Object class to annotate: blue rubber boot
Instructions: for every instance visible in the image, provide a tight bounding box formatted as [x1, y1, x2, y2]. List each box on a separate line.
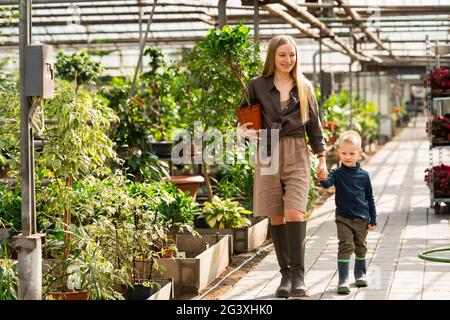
[354, 257, 368, 287]
[337, 260, 350, 294]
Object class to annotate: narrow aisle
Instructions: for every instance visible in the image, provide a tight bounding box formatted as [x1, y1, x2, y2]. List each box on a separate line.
[222, 116, 450, 300]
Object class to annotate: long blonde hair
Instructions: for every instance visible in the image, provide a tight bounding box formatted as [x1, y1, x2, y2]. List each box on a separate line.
[262, 35, 316, 124]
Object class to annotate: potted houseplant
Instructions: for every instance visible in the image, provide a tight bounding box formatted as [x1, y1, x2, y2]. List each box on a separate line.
[173, 25, 262, 201]
[197, 196, 252, 229]
[36, 81, 119, 299]
[198, 23, 263, 130]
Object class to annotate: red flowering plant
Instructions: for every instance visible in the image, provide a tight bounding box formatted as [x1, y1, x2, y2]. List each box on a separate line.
[429, 67, 450, 92]
[424, 164, 450, 196]
[425, 115, 450, 145]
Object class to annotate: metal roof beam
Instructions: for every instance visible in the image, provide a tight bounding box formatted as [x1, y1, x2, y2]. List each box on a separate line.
[335, 0, 394, 57]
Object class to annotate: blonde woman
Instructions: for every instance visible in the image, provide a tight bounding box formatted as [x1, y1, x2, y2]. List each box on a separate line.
[238, 35, 327, 297]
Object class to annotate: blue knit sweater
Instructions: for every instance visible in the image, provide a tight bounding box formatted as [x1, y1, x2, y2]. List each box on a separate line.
[320, 162, 377, 225]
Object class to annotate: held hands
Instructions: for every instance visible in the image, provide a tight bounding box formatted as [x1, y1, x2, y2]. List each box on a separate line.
[236, 122, 261, 142]
[316, 161, 328, 181]
[367, 224, 376, 232]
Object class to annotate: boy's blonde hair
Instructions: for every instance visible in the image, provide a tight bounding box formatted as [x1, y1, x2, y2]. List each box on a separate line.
[338, 130, 362, 149]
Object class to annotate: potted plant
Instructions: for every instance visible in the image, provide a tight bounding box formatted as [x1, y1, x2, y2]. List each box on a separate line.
[429, 67, 450, 94]
[425, 164, 450, 197]
[198, 23, 262, 130]
[36, 81, 119, 299]
[172, 26, 261, 201]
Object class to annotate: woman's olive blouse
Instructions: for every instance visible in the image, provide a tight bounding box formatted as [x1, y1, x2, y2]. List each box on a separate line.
[240, 75, 326, 154]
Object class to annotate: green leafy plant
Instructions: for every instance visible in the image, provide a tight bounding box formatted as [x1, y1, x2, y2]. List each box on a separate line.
[140, 47, 180, 142]
[55, 50, 104, 93]
[148, 181, 200, 235]
[198, 195, 252, 229]
[100, 77, 169, 181]
[174, 24, 262, 200]
[0, 242, 18, 300]
[0, 184, 21, 233]
[36, 81, 119, 297]
[214, 144, 255, 211]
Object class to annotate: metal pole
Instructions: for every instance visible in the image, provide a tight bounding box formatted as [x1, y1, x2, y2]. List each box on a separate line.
[253, 0, 259, 43]
[348, 27, 353, 129]
[218, 0, 227, 29]
[138, 0, 144, 95]
[128, 0, 158, 100]
[13, 0, 43, 300]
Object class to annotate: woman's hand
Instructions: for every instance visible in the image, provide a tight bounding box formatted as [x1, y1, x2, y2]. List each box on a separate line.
[236, 122, 261, 141]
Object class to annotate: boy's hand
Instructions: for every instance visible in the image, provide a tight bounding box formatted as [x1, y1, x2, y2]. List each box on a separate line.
[317, 169, 328, 181]
[367, 224, 376, 232]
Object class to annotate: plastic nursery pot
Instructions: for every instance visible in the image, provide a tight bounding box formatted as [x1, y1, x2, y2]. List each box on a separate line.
[48, 291, 90, 300]
[236, 104, 263, 130]
[125, 284, 156, 300]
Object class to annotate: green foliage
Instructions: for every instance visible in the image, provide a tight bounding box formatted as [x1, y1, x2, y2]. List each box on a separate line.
[176, 24, 262, 135]
[198, 195, 252, 229]
[321, 91, 379, 148]
[37, 81, 117, 191]
[0, 184, 21, 233]
[352, 98, 380, 145]
[0, 83, 20, 175]
[55, 50, 104, 91]
[0, 243, 18, 300]
[100, 77, 170, 181]
[0, 57, 16, 92]
[214, 144, 255, 211]
[146, 181, 200, 235]
[198, 23, 259, 107]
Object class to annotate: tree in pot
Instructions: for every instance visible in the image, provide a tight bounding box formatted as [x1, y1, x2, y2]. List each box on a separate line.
[36, 81, 119, 299]
[174, 24, 262, 200]
[198, 23, 263, 130]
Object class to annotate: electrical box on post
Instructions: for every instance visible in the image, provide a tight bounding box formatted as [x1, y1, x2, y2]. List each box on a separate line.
[25, 44, 54, 98]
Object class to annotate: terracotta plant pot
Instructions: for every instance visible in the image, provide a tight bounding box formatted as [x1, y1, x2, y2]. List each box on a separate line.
[49, 291, 90, 300]
[236, 104, 263, 130]
[164, 175, 205, 199]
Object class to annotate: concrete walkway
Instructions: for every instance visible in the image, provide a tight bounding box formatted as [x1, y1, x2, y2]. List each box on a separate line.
[222, 117, 450, 300]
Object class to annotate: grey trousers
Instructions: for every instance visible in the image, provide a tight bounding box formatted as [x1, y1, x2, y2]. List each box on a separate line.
[335, 215, 369, 260]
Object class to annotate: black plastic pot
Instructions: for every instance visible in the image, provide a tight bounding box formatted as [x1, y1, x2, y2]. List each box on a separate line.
[150, 141, 174, 158]
[125, 284, 155, 300]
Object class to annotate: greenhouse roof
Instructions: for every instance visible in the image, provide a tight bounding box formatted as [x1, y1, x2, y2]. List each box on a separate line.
[1, 0, 450, 73]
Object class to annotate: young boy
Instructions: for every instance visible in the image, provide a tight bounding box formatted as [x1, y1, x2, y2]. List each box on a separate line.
[318, 130, 377, 294]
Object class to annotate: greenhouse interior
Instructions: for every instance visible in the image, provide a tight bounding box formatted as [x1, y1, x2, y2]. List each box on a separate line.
[0, 0, 450, 302]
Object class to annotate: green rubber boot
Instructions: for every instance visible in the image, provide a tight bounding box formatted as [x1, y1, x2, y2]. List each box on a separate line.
[338, 260, 351, 294]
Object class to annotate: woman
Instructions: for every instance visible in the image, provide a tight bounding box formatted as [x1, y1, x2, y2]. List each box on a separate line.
[238, 35, 327, 297]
